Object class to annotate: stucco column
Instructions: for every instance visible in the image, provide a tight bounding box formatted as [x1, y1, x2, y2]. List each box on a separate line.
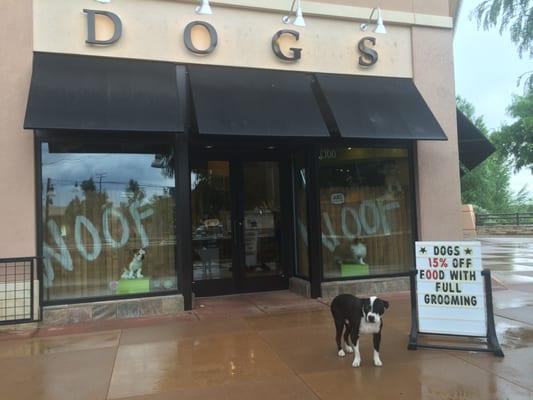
[412, 26, 463, 240]
[0, 0, 36, 257]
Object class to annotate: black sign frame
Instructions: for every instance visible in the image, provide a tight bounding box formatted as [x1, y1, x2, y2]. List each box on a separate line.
[408, 268, 504, 357]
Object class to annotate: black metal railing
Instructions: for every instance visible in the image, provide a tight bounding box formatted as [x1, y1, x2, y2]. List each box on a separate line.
[0, 257, 38, 325]
[476, 212, 533, 226]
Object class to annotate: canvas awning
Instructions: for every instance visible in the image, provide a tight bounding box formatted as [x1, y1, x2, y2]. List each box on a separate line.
[314, 74, 447, 140]
[457, 109, 495, 171]
[24, 53, 183, 132]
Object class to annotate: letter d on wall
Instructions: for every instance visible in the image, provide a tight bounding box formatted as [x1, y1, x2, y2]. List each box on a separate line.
[84, 9, 122, 45]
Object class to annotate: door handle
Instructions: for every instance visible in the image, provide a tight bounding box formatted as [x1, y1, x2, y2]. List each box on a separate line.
[232, 221, 243, 246]
[233, 220, 242, 236]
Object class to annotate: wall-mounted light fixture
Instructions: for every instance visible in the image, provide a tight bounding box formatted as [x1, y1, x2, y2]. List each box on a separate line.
[360, 7, 387, 34]
[282, 0, 306, 27]
[196, 0, 213, 15]
[94, 0, 111, 3]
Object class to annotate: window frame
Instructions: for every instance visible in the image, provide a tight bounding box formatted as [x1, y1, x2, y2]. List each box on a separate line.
[314, 139, 419, 283]
[291, 150, 311, 280]
[35, 130, 183, 306]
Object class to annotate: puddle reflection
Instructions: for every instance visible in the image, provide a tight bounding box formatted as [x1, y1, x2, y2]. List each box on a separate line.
[496, 320, 533, 349]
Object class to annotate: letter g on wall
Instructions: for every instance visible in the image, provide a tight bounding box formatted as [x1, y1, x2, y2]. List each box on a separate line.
[272, 30, 302, 62]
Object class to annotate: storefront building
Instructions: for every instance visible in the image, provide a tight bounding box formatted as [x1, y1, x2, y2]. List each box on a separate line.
[1, 0, 490, 323]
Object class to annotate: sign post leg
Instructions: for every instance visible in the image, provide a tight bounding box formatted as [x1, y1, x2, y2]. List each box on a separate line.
[408, 269, 419, 350]
[482, 269, 504, 357]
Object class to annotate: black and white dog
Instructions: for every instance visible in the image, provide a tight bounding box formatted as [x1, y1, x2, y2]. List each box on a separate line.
[121, 248, 146, 279]
[330, 294, 389, 367]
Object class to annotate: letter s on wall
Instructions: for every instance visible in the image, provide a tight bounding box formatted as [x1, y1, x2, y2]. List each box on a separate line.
[358, 36, 378, 67]
[272, 30, 302, 62]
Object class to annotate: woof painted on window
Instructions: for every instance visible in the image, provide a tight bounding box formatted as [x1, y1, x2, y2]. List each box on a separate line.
[316, 147, 414, 279]
[41, 142, 177, 301]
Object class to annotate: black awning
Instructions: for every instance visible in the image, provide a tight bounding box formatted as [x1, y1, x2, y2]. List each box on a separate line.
[314, 74, 447, 140]
[187, 65, 330, 137]
[24, 53, 183, 132]
[457, 109, 495, 171]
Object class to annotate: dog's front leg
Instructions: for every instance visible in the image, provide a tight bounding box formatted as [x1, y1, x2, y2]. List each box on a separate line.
[350, 332, 361, 368]
[373, 332, 382, 367]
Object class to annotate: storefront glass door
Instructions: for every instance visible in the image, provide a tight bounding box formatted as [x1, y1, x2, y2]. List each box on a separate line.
[191, 161, 234, 285]
[241, 161, 282, 279]
[191, 158, 287, 296]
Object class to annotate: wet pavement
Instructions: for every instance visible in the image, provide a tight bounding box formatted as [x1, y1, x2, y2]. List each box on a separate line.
[0, 236, 532, 400]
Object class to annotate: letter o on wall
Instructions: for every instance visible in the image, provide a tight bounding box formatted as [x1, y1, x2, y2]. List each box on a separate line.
[103, 208, 130, 249]
[183, 21, 218, 54]
[75, 216, 102, 261]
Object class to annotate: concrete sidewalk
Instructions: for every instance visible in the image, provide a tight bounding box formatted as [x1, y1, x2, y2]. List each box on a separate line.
[0, 236, 532, 399]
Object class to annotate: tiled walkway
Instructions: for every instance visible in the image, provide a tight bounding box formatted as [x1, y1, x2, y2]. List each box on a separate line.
[0, 236, 532, 399]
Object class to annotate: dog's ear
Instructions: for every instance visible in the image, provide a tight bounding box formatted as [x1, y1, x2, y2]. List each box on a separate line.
[361, 298, 371, 310]
[383, 300, 390, 309]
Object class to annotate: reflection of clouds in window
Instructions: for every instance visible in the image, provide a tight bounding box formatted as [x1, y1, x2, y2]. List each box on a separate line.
[42, 144, 174, 207]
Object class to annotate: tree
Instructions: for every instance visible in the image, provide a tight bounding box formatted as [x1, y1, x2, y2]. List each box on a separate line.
[491, 88, 533, 172]
[80, 177, 96, 194]
[472, 0, 533, 88]
[473, 0, 533, 58]
[125, 179, 145, 203]
[460, 153, 515, 212]
[457, 97, 516, 212]
[456, 97, 489, 133]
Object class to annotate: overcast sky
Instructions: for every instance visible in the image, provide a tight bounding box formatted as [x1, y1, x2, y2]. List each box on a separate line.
[42, 144, 174, 207]
[454, 0, 532, 196]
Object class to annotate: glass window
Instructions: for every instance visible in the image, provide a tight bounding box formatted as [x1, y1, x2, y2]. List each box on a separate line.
[190, 161, 233, 281]
[293, 151, 310, 278]
[242, 161, 282, 278]
[41, 142, 177, 301]
[319, 147, 414, 279]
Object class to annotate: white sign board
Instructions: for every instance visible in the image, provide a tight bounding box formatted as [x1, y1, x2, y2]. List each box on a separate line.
[415, 241, 487, 337]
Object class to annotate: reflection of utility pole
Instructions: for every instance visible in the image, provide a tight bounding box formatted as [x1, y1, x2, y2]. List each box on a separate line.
[44, 178, 54, 242]
[45, 178, 53, 220]
[95, 173, 107, 193]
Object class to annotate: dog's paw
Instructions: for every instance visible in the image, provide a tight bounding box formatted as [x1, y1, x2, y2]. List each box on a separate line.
[344, 346, 354, 354]
[337, 349, 346, 357]
[352, 358, 361, 368]
[373, 351, 382, 367]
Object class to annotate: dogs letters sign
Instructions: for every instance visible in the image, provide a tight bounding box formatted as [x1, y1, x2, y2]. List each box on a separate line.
[82, 9, 380, 66]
